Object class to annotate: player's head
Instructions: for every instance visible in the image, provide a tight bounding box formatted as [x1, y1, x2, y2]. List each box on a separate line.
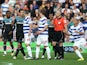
[6, 11, 11, 18]
[19, 9, 24, 17]
[39, 8, 46, 17]
[49, 13, 53, 20]
[24, 11, 29, 16]
[55, 11, 62, 19]
[73, 17, 80, 25]
[5, 0, 9, 3]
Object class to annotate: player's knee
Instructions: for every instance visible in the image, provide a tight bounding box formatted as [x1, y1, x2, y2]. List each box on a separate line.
[10, 42, 12, 45]
[18, 43, 21, 48]
[36, 45, 40, 47]
[26, 44, 30, 47]
[4, 41, 6, 44]
[73, 46, 78, 50]
[52, 41, 56, 46]
[59, 43, 63, 47]
[44, 46, 48, 48]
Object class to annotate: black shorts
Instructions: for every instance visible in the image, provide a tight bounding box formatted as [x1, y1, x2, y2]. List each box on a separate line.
[16, 24, 24, 43]
[3, 25, 13, 41]
[16, 31, 24, 43]
[53, 31, 65, 42]
[3, 31, 13, 41]
[48, 27, 54, 42]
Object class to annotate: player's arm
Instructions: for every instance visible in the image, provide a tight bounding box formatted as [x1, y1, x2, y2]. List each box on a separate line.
[51, 18, 55, 25]
[29, 23, 33, 32]
[36, 25, 48, 35]
[36, 19, 48, 34]
[64, 27, 72, 36]
[3, 20, 6, 30]
[63, 18, 68, 33]
[75, 30, 85, 35]
[0, 5, 2, 14]
[75, 26, 85, 35]
[9, 17, 16, 35]
[64, 31, 71, 36]
[11, 17, 15, 31]
[28, 23, 32, 36]
[27, 17, 33, 35]
[41, 25, 48, 32]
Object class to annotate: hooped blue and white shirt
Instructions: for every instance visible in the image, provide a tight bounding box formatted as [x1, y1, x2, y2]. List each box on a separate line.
[23, 16, 32, 34]
[68, 23, 84, 41]
[38, 16, 48, 35]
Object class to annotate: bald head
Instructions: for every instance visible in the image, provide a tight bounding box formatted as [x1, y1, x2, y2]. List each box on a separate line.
[55, 11, 61, 15]
[55, 11, 62, 19]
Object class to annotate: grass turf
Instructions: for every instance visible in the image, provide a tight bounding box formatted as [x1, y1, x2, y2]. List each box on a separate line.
[0, 52, 87, 65]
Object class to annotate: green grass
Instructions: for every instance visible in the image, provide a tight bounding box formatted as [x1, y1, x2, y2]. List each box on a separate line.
[0, 52, 87, 65]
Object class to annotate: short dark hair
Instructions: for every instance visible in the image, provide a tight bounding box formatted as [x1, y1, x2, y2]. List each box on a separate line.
[39, 8, 46, 16]
[24, 11, 29, 14]
[19, 9, 24, 13]
[6, 11, 11, 14]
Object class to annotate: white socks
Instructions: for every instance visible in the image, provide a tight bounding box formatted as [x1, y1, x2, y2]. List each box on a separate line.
[36, 46, 51, 59]
[75, 49, 83, 58]
[4, 51, 7, 54]
[46, 47, 51, 59]
[36, 46, 40, 58]
[27, 46, 32, 57]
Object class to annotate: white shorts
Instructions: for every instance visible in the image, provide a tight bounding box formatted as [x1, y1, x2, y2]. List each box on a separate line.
[24, 33, 34, 44]
[36, 35, 48, 46]
[73, 38, 87, 49]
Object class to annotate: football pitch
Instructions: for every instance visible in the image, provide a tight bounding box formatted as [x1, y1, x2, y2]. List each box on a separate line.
[0, 52, 87, 65]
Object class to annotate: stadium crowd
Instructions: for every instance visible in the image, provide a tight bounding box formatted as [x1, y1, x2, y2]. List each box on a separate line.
[0, 0, 87, 61]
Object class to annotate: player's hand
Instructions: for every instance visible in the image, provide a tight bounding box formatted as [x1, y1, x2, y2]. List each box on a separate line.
[11, 16, 15, 26]
[12, 16, 15, 21]
[0, 38, 2, 41]
[75, 31, 79, 33]
[9, 31, 12, 35]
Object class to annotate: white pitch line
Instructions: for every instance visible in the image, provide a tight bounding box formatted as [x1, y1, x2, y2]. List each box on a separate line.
[0, 62, 13, 65]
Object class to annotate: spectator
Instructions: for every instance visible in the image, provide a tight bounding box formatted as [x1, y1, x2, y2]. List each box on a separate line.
[62, 3, 71, 14]
[1, 0, 9, 16]
[33, 0, 39, 10]
[58, 0, 66, 4]
[8, 0, 16, 7]
[69, 0, 74, 9]
[73, 0, 81, 8]
[54, 3, 62, 14]
[29, 4, 35, 17]
[45, 2, 54, 19]
[40, 1, 46, 9]
[23, 4, 29, 11]
[8, 4, 14, 14]
[34, 9, 40, 19]
[80, 3, 87, 13]
[62, 0, 71, 8]
[72, 4, 80, 14]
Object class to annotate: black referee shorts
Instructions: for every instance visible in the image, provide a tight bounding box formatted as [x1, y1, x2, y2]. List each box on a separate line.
[53, 31, 65, 43]
[48, 27, 54, 42]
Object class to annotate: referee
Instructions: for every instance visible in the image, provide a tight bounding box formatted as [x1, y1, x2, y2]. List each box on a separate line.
[52, 11, 67, 60]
